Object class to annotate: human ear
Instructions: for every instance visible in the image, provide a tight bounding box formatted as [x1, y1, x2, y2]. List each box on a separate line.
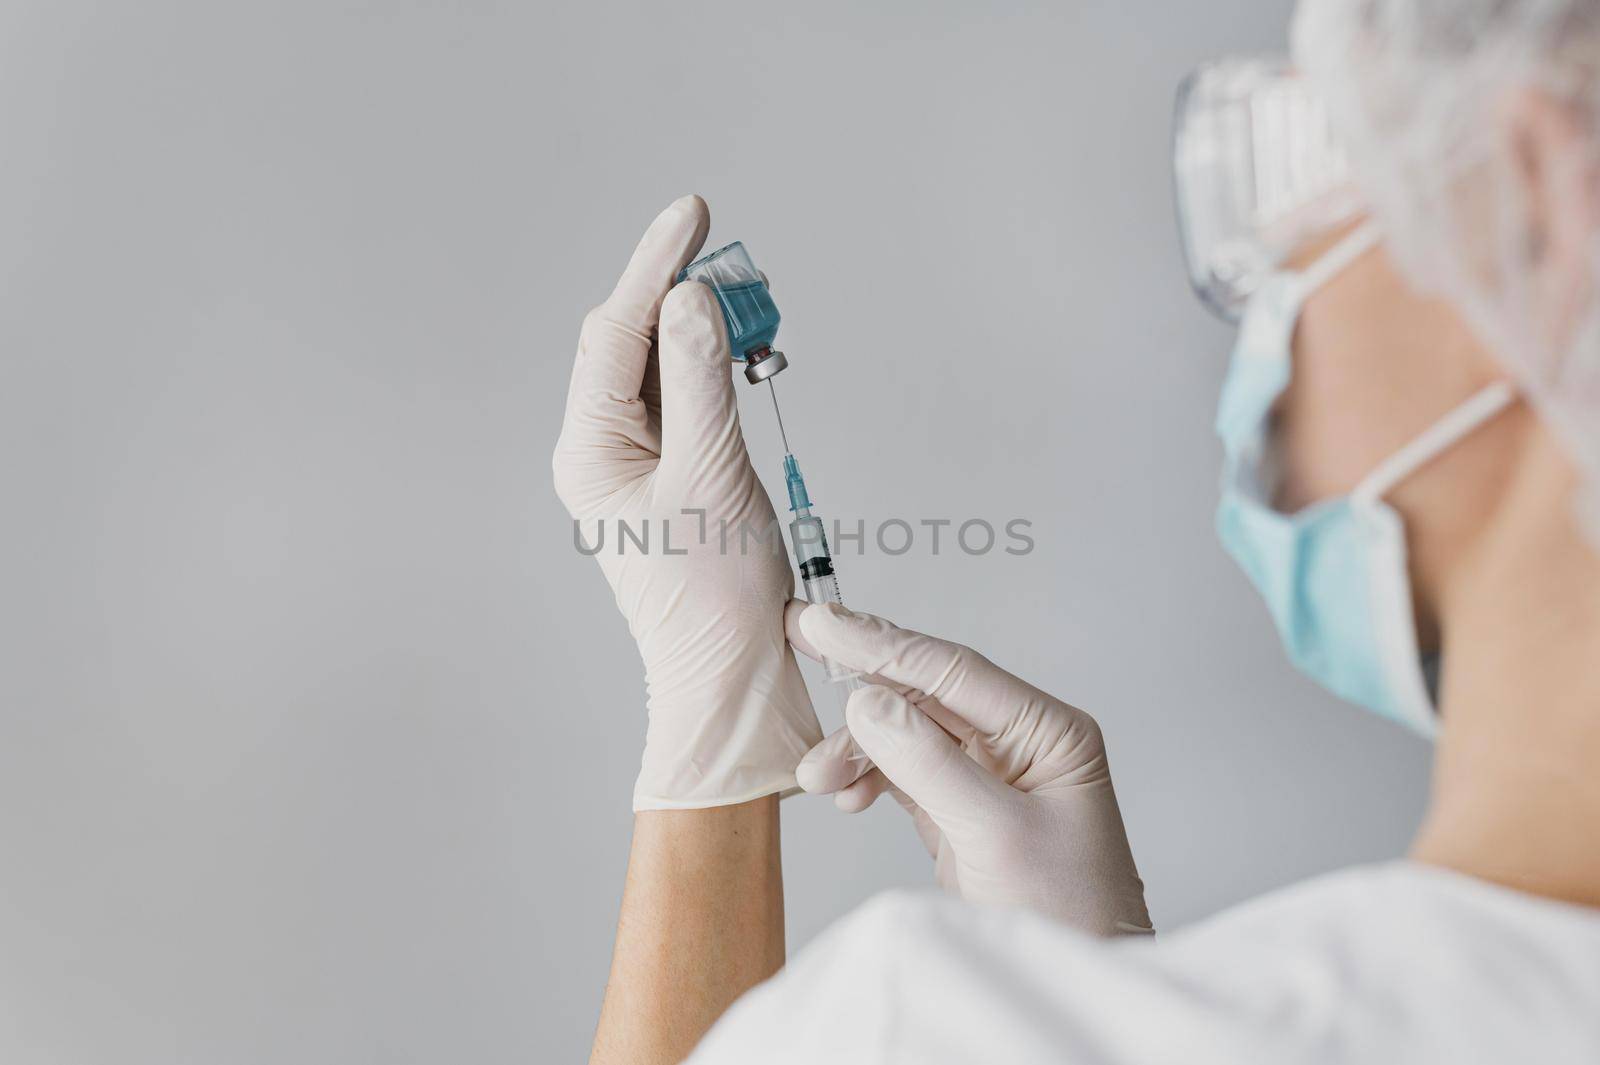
[1499, 85, 1600, 301]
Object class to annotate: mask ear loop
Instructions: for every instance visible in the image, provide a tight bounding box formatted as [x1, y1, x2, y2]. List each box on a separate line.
[1296, 220, 1384, 294]
[1352, 381, 1519, 506]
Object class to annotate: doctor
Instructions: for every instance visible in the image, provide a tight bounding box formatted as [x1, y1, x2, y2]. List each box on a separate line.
[554, 2, 1600, 1062]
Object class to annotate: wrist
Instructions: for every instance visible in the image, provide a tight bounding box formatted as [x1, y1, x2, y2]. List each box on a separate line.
[632, 656, 821, 811]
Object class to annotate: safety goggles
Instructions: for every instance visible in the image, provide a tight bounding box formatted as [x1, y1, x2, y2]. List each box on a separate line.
[1173, 56, 1363, 323]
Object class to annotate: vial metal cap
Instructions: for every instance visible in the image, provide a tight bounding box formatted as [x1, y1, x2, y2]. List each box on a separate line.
[743, 347, 788, 384]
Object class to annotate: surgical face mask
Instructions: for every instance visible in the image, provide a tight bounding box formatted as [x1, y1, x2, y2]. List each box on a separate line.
[1215, 221, 1516, 736]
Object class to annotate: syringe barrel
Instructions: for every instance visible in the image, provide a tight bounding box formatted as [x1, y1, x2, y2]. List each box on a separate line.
[789, 512, 829, 573]
[790, 518, 861, 686]
[801, 569, 845, 611]
[802, 571, 862, 685]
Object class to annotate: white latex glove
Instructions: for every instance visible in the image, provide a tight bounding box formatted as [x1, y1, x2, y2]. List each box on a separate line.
[788, 601, 1153, 935]
[553, 196, 821, 811]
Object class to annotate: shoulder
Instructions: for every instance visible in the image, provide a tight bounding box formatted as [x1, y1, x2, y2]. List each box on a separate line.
[690, 889, 1185, 1064]
[690, 866, 1600, 1065]
[1152, 863, 1600, 1059]
[688, 890, 971, 1059]
[688, 890, 1045, 1063]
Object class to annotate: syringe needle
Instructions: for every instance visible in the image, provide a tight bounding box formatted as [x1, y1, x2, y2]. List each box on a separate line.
[767, 378, 791, 454]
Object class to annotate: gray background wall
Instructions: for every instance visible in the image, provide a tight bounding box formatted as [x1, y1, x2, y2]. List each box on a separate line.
[0, 2, 1432, 1062]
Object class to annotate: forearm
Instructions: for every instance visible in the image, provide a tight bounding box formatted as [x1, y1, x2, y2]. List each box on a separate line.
[589, 796, 784, 1065]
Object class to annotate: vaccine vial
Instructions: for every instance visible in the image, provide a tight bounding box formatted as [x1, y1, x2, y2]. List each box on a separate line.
[677, 241, 787, 382]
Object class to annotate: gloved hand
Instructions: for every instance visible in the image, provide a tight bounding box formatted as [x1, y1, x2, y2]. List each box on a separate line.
[788, 602, 1153, 935]
[553, 196, 821, 811]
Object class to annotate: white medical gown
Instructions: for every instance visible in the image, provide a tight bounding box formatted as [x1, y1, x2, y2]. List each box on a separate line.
[687, 862, 1600, 1064]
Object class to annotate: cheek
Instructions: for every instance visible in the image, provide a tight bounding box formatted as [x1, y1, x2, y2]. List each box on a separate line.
[1270, 258, 1494, 513]
[1268, 242, 1503, 514]
[1271, 314, 1406, 512]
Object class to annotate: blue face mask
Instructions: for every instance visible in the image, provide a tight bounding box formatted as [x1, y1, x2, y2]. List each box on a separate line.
[1215, 223, 1515, 737]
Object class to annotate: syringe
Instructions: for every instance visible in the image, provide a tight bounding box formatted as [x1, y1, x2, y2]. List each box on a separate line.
[770, 385, 862, 692]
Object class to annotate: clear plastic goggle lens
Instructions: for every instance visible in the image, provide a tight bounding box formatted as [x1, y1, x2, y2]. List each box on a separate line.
[1173, 56, 1361, 323]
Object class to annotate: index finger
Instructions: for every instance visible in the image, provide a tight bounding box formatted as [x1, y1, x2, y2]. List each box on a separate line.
[796, 603, 1059, 737]
[564, 195, 711, 432]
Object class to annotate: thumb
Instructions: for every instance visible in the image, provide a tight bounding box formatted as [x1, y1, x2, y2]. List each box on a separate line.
[846, 686, 1010, 838]
[656, 280, 746, 488]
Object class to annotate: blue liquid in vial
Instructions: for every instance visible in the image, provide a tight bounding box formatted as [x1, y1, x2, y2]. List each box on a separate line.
[708, 280, 781, 359]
